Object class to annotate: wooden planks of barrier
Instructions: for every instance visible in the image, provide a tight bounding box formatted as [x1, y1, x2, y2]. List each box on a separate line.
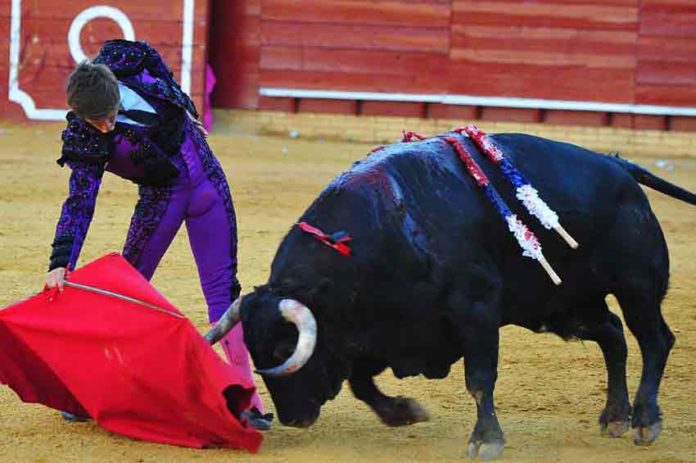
[0, 0, 210, 121]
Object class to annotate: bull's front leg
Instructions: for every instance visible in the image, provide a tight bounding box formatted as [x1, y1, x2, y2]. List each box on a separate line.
[456, 303, 505, 460]
[349, 361, 429, 427]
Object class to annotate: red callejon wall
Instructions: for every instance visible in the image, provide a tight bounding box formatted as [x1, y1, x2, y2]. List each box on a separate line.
[208, 0, 261, 109]
[208, 0, 696, 131]
[0, 0, 210, 121]
[3, 1, 696, 129]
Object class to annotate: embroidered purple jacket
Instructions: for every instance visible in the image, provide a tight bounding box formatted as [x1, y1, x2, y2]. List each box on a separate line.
[49, 40, 199, 271]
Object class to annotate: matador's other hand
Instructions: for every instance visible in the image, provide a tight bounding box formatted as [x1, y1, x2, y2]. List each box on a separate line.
[44, 267, 67, 291]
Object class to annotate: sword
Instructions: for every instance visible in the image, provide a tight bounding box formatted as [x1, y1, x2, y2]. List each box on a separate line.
[63, 281, 186, 319]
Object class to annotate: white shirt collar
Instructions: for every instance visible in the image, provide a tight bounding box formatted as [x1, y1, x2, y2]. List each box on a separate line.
[116, 82, 156, 126]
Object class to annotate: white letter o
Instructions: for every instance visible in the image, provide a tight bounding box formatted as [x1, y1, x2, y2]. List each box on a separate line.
[68, 6, 135, 63]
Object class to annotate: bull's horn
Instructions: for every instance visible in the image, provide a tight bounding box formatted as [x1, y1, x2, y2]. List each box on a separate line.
[256, 299, 317, 377]
[204, 297, 243, 344]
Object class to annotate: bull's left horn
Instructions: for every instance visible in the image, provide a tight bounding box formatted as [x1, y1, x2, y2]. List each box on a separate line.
[204, 297, 243, 344]
[256, 299, 317, 377]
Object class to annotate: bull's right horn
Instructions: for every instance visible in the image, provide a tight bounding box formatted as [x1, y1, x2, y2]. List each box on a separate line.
[204, 296, 243, 344]
[256, 299, 317, 377]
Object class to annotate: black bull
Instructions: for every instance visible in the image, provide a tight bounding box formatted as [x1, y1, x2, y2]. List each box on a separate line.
[207, 132, 695, 459]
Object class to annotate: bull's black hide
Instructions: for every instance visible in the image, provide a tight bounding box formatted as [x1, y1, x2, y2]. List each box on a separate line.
[227, 132, 695, 459]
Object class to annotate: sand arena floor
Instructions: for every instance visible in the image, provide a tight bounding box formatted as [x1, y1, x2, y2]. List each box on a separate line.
[0, 122, 694, 462]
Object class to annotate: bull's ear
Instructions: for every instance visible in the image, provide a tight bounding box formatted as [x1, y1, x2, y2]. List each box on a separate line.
[268, 317, 300, 363]
[272, 341, 296, 363]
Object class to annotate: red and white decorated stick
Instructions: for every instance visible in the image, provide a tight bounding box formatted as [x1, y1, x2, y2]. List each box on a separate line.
[458, 125, 579, 250]
[444, 136, 562, 285]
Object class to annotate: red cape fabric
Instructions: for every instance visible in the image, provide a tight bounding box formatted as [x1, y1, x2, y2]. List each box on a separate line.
[0, 253, 262, 452]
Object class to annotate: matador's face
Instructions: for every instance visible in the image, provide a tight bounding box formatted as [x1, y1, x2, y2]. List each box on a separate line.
[85, 112, 117, 133]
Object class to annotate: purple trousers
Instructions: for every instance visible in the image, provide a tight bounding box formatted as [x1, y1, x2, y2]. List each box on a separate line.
[122, 132, 238, 322]
[121, 130, 264, 412]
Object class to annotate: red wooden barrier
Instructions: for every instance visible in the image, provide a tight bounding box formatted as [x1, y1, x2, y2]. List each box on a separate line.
[5, 0, 696, 129]
[206, 0, 696, 130]
[0, 0, 210, 121]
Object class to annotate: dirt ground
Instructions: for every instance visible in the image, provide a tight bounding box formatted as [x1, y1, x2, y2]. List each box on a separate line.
[0, 121, 694, 463]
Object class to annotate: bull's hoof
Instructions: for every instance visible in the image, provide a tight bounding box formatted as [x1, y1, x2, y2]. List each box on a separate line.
[633, 421, 662, 446]
[600, 420, 630, 438]
[466, 439, 505, 461]
[377, 397, 429, 427]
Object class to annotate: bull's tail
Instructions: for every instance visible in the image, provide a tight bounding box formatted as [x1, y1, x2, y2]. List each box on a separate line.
[608, 155, 696, 205]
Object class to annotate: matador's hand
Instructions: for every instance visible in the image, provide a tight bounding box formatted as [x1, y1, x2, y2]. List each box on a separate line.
[44, 267, 67, 291]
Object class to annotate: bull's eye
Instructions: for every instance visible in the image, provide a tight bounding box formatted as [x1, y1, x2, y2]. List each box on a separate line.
[269, 321, 300, 362]
[272, 343, 295, 362]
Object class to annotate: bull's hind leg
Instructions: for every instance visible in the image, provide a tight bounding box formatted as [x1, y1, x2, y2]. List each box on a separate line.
[349, 361, 429, 426]
[607, 202, 674, 446]
[578, 307, 632, 437]
[614, 288, 674, 446]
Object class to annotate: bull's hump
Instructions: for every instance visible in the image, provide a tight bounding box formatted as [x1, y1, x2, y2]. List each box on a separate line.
[347, 138, 452, 178]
